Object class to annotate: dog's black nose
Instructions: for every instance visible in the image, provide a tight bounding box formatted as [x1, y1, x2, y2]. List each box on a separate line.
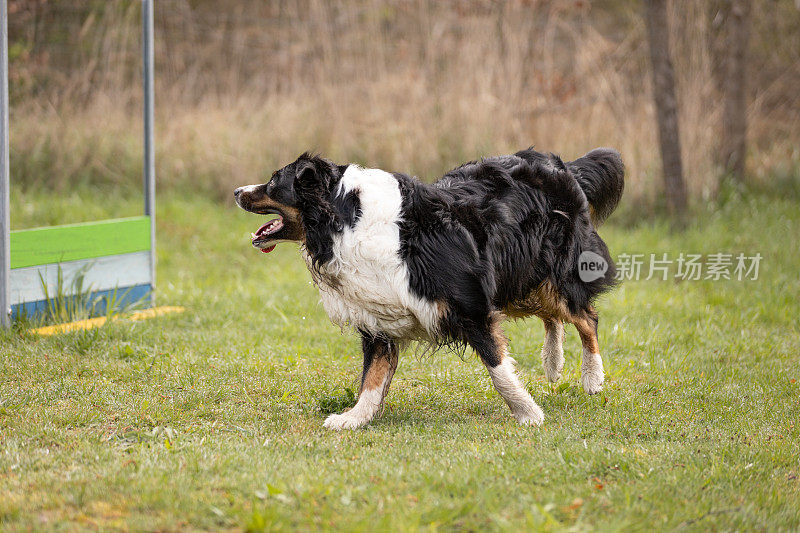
[234, 187, 243, 199]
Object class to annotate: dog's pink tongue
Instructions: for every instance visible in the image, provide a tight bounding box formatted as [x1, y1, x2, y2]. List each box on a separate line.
[261, 245, 276, 254]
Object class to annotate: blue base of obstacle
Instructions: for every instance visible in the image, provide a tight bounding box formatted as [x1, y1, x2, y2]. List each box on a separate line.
[10, 284, 152, 321]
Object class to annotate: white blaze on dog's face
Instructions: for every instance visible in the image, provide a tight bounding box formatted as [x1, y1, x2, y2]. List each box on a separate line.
[233, 162, 305, 253]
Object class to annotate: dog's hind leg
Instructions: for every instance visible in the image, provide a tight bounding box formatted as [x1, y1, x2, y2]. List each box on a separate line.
[540, 319, 565, 382]
[569, 307, 604, 394]
[323, 333, 399, 431]
[470, 315, 544, 426]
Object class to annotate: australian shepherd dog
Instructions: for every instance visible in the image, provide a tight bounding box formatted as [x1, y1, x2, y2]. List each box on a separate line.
[235, 147, 623, 430]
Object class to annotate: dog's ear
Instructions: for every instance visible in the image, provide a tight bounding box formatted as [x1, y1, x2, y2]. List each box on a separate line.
[295, 159, 333, 192]
[295, 160, 317, 183]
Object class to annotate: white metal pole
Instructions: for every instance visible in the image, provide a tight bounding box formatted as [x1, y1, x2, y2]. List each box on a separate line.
[0, 0, 10, 327]
[143, 0, 155, 303]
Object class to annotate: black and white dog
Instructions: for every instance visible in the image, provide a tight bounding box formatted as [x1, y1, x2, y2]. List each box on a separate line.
[235, 147, 623, 430]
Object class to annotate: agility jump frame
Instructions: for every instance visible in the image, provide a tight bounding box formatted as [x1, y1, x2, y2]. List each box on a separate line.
[0, 0, 156, 326]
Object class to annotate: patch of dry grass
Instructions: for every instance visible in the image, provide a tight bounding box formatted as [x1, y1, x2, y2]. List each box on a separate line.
[7, 0, 800, 210]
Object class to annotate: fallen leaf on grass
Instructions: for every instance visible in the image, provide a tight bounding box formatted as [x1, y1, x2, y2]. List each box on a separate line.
[568, 498, 584, 510]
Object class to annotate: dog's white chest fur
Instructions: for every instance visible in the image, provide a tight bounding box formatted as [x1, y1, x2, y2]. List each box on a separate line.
[305, 165, 440, 339]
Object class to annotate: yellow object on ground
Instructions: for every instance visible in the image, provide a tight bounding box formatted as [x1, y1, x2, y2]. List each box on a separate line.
[30, 306, 185, 336]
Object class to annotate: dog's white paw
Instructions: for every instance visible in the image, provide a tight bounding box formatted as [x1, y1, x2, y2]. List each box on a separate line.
[581, 372, 604, 394]
[581, 352, 605, 394]
[512, 401, 545, 427]
[581, 372, 604, 395]
[323, 412, 369, 431]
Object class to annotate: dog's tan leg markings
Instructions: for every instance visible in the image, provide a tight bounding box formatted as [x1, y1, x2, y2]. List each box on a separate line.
[541, 319, 565, 382]
[323, 337, 398, 430]
[481, 317, 544, 426]
[570, 307, 604, 394]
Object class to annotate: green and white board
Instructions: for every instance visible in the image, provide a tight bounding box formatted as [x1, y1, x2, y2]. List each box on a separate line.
[8, 217, 153, 317]
[0, 0, 156, 325]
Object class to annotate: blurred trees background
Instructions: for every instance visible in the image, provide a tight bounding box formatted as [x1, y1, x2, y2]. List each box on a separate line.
[5, 0, 800, 212]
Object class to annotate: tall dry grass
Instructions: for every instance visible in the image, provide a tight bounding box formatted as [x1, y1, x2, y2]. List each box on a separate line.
[7, 0, 800, 210]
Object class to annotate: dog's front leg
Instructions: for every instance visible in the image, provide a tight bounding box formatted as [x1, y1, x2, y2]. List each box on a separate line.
[323, 332, 398, 430]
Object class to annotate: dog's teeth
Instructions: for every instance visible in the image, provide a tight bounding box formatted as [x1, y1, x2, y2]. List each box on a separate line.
[250, 232, 256, 239]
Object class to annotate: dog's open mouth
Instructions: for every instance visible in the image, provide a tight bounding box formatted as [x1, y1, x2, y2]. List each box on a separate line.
[251, 215, 284, 253]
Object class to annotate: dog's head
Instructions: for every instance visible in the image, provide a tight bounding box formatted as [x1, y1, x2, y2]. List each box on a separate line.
[234, 153, 344, 254]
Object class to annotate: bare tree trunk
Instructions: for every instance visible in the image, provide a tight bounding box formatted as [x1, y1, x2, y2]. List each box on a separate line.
[721, 0, 751, 181]
[644, 0, 687, 217]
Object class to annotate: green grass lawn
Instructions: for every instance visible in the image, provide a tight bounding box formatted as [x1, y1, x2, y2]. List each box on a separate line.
[2, 189, 799, 531]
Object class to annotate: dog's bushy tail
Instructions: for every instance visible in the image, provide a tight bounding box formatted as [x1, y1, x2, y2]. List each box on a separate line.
[568, 148, 624, 226]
